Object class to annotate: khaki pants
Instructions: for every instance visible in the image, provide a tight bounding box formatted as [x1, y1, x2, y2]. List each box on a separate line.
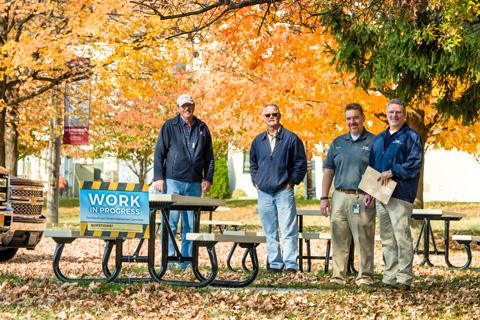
[376, 197, 414, 286]
[330, 191, 376, 285]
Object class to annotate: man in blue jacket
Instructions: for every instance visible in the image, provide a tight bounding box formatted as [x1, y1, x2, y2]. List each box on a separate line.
[153, 94, 215, 269]
[368, 98, 423, 290]
[250, 103, 307, 273]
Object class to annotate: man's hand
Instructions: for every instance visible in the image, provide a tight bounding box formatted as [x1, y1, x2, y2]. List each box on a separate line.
[202, 180, 212, 194]
[320, 199, 330, 217]
[153, 179, 165, 193]
[363, 194, 373, 207]
[378, 170, 393, 186]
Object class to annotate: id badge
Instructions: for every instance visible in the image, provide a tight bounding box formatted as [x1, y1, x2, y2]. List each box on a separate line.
[352, 202, 361, 214]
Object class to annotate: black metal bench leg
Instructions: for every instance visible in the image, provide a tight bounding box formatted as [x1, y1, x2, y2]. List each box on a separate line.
[52, 238, 120, 282]
[187, 242, 218, 287]
[347, 242, 357, 275]
[450, 240, 473, 270]
[226, 242, 239, 271]
[209, 243, 261, 288]
[306, 239, 312, 272]
[242, 247, 252, 272]
[324, 239, 331, 273]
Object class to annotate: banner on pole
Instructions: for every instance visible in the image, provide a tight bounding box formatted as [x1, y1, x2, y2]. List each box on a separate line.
[64, 81, 89, 145]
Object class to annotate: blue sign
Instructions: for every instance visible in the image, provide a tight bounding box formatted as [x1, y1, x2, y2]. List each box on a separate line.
[80, 189, 149, 225]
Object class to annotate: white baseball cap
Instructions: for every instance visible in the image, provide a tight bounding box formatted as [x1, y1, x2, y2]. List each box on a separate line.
[176, 94, 194, 107]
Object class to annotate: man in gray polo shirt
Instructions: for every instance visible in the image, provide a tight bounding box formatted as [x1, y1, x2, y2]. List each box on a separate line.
[320, 103, 375, 286]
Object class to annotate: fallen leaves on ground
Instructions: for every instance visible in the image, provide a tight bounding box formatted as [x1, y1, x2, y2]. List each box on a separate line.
[1, 236, 479, 319]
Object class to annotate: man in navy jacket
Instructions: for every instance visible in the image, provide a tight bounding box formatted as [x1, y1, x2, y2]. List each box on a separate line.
[250, 103, 307, 272]
[153, 94, 214, 269]
[368, 98, 423, 290]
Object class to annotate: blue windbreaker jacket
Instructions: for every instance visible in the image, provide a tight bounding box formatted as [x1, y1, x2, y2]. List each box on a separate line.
[369, 124, 423, 203]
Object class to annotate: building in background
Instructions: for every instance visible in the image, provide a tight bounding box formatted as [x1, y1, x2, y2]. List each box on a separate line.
[16, 148, 480, 202]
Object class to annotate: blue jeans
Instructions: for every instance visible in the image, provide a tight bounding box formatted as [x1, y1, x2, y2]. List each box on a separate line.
[257, 187, 298, 270]
[164, 179, 202, 268]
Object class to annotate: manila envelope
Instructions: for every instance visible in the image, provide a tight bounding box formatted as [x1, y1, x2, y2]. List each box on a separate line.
[358, 166, 397, 205]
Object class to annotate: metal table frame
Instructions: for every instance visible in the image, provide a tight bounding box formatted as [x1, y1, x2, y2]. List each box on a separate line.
[412, 209, 464, 268]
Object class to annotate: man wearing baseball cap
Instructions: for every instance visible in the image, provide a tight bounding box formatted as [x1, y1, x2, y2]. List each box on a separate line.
[153, 94, 215, 270]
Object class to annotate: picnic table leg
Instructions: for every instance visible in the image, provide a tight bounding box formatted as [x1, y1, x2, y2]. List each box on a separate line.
[177, 240, 218, 287]
[52, 238, 121, 283]
[444, 221, 472, 269]
[226, 242, 239, 271]
[419, 218, 434, 267]
[324, 239, 331, 273]
[414, 220, 425, 253]
[207, 243, 261, 288]
[306, 239, 312, 272]
[298, 215, 304, 272]
[347, 241, 358, 275]
[242, 247, 253, 272]
[149, 208, 167, 282]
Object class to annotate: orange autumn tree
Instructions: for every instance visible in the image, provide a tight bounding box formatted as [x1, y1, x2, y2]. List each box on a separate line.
[187, 8, 387, 154]
[0, 0, 128, 174]
[61, 7, 191, 184]
[167, 6, 479, 205]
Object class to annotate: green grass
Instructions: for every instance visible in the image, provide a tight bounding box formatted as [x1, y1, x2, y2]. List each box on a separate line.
[0, 273, 27, 284]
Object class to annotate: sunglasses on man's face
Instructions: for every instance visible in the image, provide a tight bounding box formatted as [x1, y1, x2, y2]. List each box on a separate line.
[264, 113, 279, 118]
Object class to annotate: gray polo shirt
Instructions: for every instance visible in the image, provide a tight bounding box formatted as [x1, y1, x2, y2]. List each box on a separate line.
[323, 130, 375, 190]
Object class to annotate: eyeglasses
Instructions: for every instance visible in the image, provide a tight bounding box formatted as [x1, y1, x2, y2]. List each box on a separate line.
[264, 113, 279, 118]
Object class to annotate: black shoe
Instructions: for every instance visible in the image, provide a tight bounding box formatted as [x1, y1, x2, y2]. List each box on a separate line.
[266, 266, 283, 273]
[285, 268, 297, 273]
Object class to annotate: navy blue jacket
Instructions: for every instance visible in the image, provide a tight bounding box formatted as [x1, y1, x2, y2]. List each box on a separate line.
[369, 124, 423, 203]
[250, 127, 307, 194]
[154, 115, 214, 183]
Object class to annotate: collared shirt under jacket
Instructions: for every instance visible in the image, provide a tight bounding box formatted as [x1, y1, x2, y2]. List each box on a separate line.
[250, 126, 307, 194]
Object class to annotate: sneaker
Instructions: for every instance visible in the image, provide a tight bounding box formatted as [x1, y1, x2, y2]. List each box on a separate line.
[285, 268, 297, 274]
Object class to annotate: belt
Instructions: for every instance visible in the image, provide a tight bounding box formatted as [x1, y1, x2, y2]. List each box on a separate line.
[336, 189, 364, 195]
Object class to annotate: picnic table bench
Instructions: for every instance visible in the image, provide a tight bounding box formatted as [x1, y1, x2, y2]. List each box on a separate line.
[44, 229, 124, 283]
[452, 234, 480, 269]
[186, 231, 266, 287]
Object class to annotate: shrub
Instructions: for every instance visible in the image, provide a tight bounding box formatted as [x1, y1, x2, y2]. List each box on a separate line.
[231, 189, 247, 199]
[206, 140, 230, 199]
[294, 182, 305, 200]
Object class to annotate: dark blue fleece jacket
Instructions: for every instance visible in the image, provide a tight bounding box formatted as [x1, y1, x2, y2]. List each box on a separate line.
[154, 115, 214, 183]
[250, 127, 307, 194]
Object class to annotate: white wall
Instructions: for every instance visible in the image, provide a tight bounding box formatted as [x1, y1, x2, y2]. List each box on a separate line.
[227, 148, 480, 202]
[16, 148, 480, 202]
[227, 150, 257, 198]
[423, 149, 480, 202]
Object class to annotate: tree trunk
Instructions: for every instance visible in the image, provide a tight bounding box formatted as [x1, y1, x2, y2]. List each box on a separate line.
[406, 109, 429, 209]
[4, 105, 18, 175]
[0, 108, 5, 167]
[46, 90, 62, 224]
